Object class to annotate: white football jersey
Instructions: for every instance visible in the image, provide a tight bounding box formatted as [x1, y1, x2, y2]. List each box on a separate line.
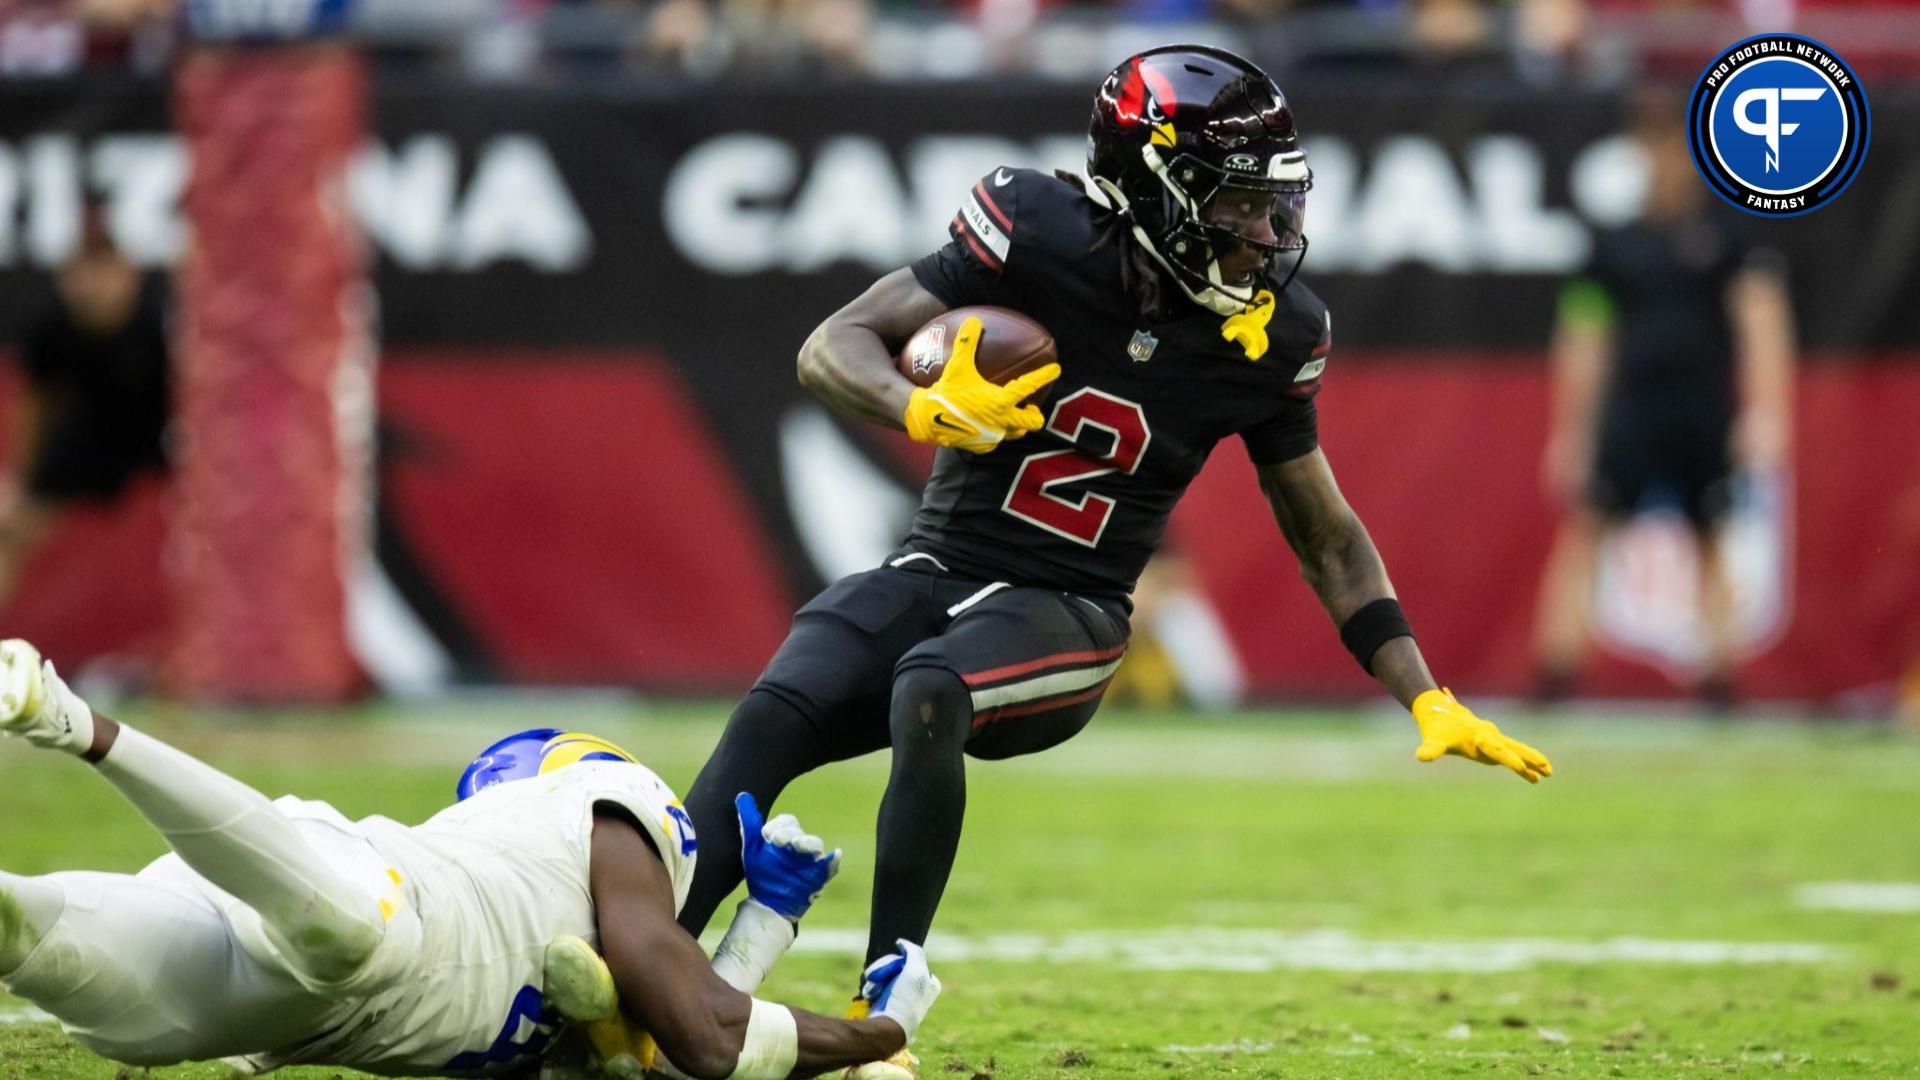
[229, 759, 698, 1076]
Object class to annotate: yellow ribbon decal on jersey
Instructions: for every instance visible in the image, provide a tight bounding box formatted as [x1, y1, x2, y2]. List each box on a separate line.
[379, 868, 405, 923]
[1221, 289, 1276, 360]
[538, 732, 638, 774]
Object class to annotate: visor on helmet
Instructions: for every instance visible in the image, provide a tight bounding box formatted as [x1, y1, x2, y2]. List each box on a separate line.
[1198, 185, 1309, 256]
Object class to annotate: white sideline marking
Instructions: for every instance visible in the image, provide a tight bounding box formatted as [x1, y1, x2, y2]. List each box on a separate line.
[1165, 1040, 1275, 1054]
[777, 928, 1838, 973]
[0, 1005, 54, 1025]
[1794, 882, 1920, 912]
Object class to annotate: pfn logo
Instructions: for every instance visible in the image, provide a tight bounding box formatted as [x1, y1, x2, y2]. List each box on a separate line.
[1688, 34, 1869, 217]
[1732, 86, 1827, 173]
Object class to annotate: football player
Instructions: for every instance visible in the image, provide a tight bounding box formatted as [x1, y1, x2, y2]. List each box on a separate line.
[669, 45, 1554, 1078]
[0, 640, 939, 1078]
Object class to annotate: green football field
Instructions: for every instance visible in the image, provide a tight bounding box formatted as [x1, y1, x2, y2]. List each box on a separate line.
[3, 701, 1918, 1078]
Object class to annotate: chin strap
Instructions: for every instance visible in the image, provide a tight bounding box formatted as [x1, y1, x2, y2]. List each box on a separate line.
[1221, 289, 1277, 360]
[1098, 168, 1267, 320]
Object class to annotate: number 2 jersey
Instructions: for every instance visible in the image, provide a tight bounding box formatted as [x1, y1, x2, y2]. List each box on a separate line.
[905, 167, 1332, 599]
[225, 760, 697, 1076]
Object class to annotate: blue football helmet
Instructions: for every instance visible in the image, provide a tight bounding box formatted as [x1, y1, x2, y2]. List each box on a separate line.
[456, 728, 639, 801]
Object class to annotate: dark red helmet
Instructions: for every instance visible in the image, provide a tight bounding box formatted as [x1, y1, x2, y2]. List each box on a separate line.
[1088, 45, 1312, 314]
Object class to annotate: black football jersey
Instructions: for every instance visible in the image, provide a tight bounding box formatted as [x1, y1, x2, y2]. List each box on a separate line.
[903, 167, 1331, 599]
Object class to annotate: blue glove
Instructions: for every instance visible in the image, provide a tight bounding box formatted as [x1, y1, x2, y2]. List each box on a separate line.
[736, 792, 841, 921]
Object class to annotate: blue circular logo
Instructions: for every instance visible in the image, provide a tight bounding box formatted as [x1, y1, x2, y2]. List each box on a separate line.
[1688, 34, 1869, 217]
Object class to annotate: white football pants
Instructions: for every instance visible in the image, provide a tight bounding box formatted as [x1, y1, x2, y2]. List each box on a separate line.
[0, 725, 408, 1066]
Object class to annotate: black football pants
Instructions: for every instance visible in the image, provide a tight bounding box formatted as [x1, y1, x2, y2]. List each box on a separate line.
[676, 555, 1130, 970]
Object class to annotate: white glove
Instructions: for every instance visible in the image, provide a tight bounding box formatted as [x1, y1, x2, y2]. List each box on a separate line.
[860, 940, 942, 1045]
[763, 813, 826, 857]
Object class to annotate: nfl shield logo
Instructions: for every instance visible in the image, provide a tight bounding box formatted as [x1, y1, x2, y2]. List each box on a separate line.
[1127, 329, 1159, 362]
[910, 325, 946, 375]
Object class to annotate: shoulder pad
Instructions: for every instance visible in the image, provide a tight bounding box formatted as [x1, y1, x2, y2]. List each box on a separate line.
[1274, 283, 1330, 398]
[952, 167, 1098, 271]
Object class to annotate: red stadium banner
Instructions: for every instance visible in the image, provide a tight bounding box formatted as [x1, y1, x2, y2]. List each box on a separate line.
[4, 352, 1915, 703]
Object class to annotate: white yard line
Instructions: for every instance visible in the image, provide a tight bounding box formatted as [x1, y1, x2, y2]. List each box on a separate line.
[768, 927, 1839, 973]
[1164, 1040, 1277, 1054]
[0, 1005, 54, 1025]
[1794, 882, 1920, 912]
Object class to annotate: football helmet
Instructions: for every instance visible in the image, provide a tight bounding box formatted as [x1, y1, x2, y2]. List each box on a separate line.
[456, 728, 639, 801]
[1088, 45, 1312, 316]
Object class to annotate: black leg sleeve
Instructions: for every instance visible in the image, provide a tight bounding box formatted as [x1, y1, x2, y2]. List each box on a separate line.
[677, 688, 841, 936]
[865, 665, 973, 967]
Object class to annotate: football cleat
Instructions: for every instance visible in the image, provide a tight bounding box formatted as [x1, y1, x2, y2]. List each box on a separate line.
[843, 996, 921, 1078]
[0, 640, 92, 755]
[543, 936, 616, 1023]
[541, 936, 656, 1079]
[845, 1049, 919, 1080]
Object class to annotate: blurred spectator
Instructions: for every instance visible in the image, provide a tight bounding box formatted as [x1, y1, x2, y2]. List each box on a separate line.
[0, 0, 174, 76]
[0, 203, 170, 608]
[541, 0, 873, 77]
[1409, 0, 1491, 58]
[1512, 0, 1597, 83]
[719, 0, 873, 74]
[0, 0, 85, 74]
[644, 0, 712, 68]
[1528, 88, 1794, 708]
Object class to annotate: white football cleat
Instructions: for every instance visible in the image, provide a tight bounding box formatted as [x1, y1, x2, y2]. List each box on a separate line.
[0, 639, 93, 755]
[845, 1049, 919, 1079]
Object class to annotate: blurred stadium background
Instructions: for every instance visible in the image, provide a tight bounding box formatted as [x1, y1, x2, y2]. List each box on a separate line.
[1, 0, 1917, 715]
[2, 3, 1920, 1077]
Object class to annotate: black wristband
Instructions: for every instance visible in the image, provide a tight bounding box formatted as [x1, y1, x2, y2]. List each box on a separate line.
[1339, 598, 1414, 675]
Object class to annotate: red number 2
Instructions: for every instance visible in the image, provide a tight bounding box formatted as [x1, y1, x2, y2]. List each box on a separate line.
[1001, 388, 1151, 548]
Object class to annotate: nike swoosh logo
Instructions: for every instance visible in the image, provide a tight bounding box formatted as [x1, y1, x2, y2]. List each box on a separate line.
[933, 414, 971, 434]
[993, 169, 1013, 187]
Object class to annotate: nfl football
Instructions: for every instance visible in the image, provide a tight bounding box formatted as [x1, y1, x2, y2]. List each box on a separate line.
[897, 307, 1057, 406]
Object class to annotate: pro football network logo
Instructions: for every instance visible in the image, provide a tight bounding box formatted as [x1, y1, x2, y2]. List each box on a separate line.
[1687, 34, 1869, 217]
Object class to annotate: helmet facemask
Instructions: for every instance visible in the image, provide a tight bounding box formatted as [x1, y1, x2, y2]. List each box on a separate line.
[1130, 145, 1312, 315]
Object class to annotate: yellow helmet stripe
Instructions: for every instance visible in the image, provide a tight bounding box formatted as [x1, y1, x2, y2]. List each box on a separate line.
[538, 732, 638, 773]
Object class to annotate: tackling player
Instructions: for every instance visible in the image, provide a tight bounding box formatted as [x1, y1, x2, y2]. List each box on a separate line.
[671, 45, 1554, 1078]
[0, 640, 939, 1078]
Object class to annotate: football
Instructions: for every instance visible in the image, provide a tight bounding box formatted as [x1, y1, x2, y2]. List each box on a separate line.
[897, 306, 1057, 406]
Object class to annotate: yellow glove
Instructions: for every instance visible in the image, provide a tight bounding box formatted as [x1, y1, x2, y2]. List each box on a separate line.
[902, 316, 1061, 454]
[1412, 688, 1553, 783]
